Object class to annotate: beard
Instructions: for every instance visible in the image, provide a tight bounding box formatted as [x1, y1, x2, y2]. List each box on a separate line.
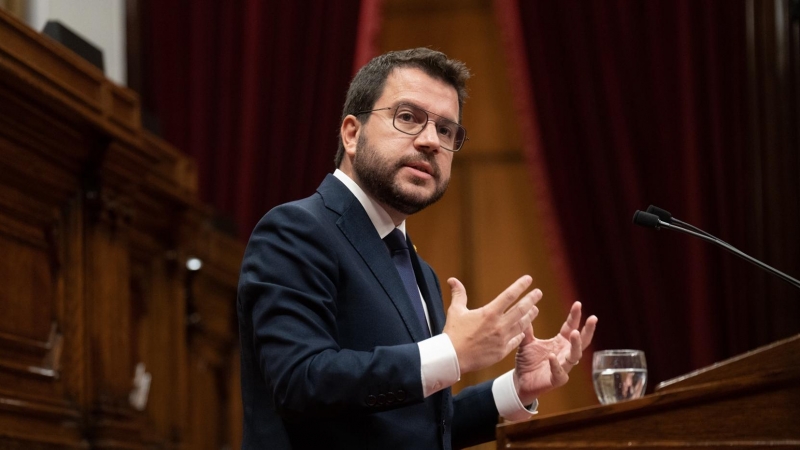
[352, 133, 450, 215]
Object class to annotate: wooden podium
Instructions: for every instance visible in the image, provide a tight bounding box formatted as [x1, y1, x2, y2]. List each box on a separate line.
[497, 335, 800, 449]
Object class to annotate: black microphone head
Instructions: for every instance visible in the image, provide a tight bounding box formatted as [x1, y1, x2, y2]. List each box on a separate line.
[633, 210, 662, 229]
[646, 205, 673, 223]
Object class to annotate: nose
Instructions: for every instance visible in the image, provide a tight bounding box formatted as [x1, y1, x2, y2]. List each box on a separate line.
[413, 121, 441, 153]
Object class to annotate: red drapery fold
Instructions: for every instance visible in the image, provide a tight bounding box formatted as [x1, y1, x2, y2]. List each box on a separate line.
[496, 0, 800, 386]
[142, 0, 376, 239]
[492, 0, 582, 335]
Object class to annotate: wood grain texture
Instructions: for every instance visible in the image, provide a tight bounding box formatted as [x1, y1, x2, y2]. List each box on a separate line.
[497, 335, 800, 449]
[0, 8, 243, 449]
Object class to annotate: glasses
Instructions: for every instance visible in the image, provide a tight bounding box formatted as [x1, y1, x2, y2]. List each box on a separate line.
[354, 103, 468, 152]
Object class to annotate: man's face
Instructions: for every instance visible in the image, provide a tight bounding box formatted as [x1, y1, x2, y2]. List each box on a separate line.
[351, 67, 458, 217]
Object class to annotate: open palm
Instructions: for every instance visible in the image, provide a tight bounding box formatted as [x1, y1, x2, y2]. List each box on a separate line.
[513, 301, 598, 406]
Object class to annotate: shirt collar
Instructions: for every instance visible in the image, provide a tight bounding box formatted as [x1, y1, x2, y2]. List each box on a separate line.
[333, 169, 405, 239]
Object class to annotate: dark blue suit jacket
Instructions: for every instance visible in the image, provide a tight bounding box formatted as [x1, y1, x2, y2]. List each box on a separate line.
[238, 175, 499, 449]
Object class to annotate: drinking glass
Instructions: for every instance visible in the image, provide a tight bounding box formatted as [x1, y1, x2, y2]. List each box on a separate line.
[592, 349, 647, 404]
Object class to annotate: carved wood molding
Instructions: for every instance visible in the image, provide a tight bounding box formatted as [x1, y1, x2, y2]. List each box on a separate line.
[0, 9, 139, 143]
[0, 322, 63, 379]
[0, 8, 245, 449]
[85, 187, 135, 230]
[0, 387, 84, 449]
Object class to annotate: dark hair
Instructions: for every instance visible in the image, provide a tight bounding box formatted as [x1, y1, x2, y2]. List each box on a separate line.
[334, 48, 471, 167]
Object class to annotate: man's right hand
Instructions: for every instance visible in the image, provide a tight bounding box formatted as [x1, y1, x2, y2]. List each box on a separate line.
[442, 275, 542, 374]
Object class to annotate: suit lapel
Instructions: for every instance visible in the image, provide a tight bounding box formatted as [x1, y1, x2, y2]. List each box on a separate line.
[317, 175, 431, 342]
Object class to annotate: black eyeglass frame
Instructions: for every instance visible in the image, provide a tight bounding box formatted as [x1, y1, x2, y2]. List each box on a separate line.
[353, 103, 468, 152]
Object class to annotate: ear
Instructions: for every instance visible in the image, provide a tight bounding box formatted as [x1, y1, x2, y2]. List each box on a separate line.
[340, 115, 361, 161]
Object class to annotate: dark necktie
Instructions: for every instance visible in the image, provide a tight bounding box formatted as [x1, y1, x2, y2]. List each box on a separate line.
[383, 228, 431, 337]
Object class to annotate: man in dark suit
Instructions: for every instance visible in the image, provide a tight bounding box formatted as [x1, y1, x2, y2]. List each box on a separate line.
[238, 48, 597, 450]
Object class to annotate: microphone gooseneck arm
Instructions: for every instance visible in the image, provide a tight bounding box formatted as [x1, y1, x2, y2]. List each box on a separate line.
[632, 210, 800, 291]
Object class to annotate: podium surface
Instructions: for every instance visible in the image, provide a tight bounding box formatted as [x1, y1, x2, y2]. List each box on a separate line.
[497, 334, 800, 449]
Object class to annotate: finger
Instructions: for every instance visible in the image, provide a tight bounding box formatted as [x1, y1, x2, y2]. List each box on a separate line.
[580, 315, 598, 350]
[565, 329, 582, 368]
[549, 353, 569, 387]
[506, 332, 526, 353]
[498, 300, 537, 340]
[528, 288, 544, 306]
[506, 304, 538, 338]
[520, 323, 534, 346]
[487, 275, 533, 314]
[447, 277, 468, 311]
[501, 288, 541, 328]
[560, 302, 582, 335]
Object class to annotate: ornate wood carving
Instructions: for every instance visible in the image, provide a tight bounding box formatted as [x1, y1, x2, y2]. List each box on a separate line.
[0, 8, 243, 449]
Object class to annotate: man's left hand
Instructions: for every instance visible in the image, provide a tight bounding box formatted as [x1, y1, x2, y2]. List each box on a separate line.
[513, 301, 598, 406]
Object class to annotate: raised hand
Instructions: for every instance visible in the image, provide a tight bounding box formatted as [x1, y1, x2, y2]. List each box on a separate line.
[513, 301, 598, 406]
[443, 275, 543, 374]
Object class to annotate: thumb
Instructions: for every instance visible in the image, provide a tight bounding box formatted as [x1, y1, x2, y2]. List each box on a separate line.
[447, 277, 468, 310]
[521, 323, 534, 346]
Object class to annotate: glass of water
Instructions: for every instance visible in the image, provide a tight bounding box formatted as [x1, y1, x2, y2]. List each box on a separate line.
[592, 349, 647, 404]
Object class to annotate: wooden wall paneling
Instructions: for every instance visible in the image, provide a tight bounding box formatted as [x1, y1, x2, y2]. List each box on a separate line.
[187, 345, 225, 450]
[0, 18, 150, 447]
[0, 8, 246, 448]
[128, 222, 184, 448]
[0, 173, 85, 448]
[202, 228, 245, 450]
[128, 134, 204, 449]
[0, 10, 141, 147]
[0, 36, 95, 448]
[82, 148, 142, 449]
[184, 225, 242, 450]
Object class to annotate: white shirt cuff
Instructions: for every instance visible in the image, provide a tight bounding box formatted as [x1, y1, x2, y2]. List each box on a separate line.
[418, 333, 460, 397]
[492, 369, 539, 422]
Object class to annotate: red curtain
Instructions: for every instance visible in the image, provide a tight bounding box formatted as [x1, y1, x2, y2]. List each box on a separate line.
[497, 0, 800, 386]
[141, 0, 375, 239]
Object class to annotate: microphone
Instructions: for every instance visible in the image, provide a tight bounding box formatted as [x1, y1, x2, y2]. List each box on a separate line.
[645, 205, 720, 241]
[632, 210, 662, 229]
[632, 208, 800, 290]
